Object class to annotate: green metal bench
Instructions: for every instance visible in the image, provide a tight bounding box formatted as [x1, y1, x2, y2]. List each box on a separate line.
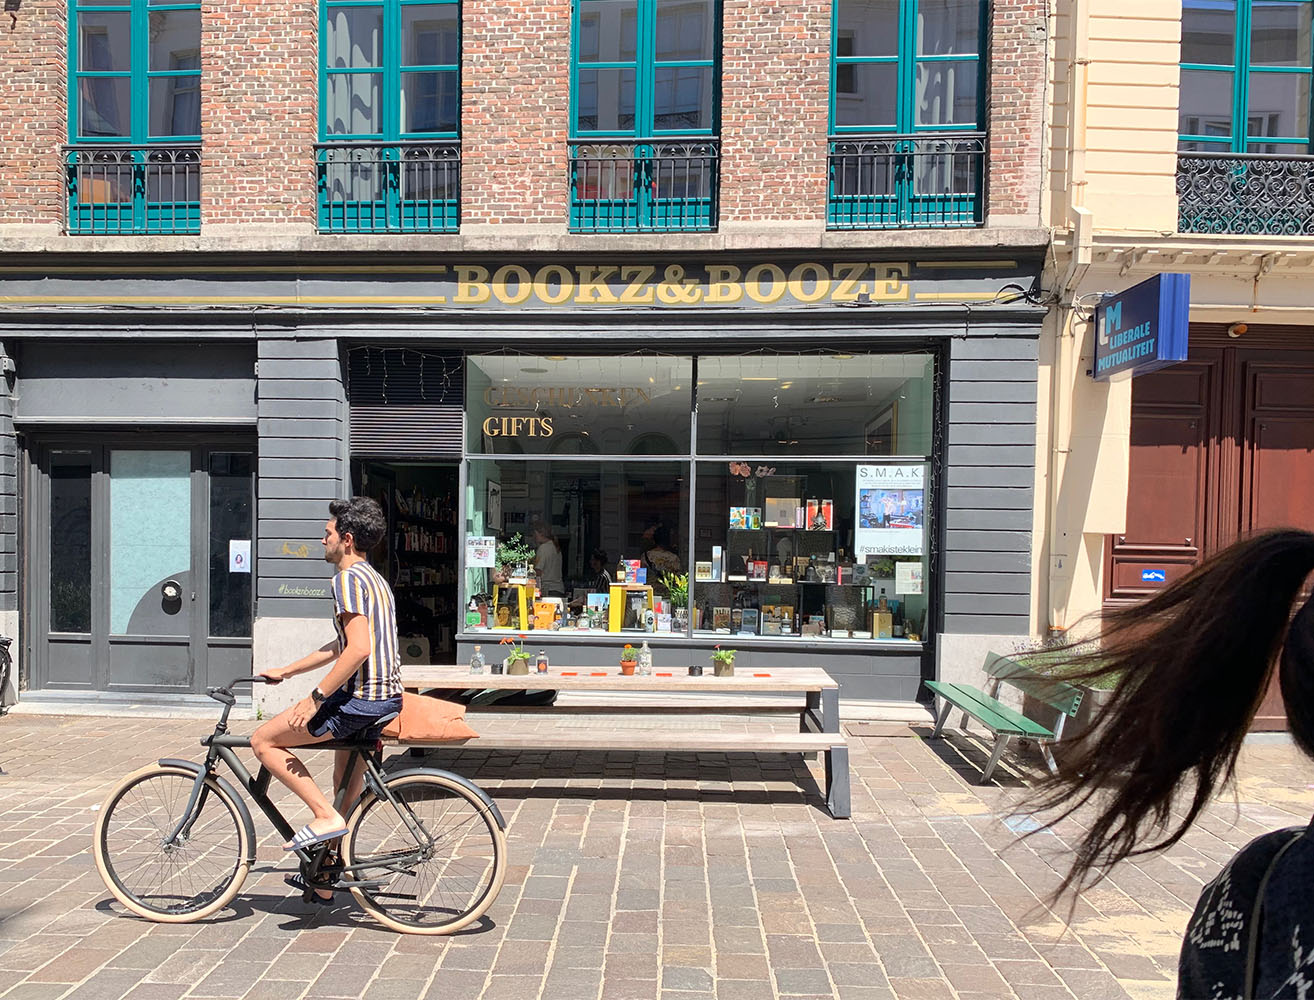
[924, 652, 1084, 783]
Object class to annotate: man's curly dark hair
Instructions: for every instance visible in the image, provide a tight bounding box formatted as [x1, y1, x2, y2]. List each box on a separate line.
[329, 497, 386, 552]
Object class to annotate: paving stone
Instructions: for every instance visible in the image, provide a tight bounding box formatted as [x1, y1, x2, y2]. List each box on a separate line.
[0, 715, 1307, 1000]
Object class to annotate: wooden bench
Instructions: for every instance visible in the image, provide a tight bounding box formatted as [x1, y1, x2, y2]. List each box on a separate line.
[924, 652, 1083, 783]
[397, 665, 851, 818]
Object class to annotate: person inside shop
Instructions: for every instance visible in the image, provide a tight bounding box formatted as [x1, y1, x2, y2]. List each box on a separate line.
[570, 549, 613, 613]
[1026, 528, 1314, 997]
[641, 524, 681, 578]
[530, 519, 565, 598]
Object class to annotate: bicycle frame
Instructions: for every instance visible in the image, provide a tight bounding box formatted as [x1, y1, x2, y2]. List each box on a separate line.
[162, 678, 437, 884]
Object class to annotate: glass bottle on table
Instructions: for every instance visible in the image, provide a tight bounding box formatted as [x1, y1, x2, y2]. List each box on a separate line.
[638, 640, 653, 676]
[536, 649, 549, 673]
[469, 644, 485, 675]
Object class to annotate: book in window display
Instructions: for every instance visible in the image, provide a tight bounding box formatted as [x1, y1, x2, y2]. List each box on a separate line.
[712, 606, 732, 631]
[739, 608, 760, 635]
[729, 506, 762, 530]
[805, 499, 833, 530]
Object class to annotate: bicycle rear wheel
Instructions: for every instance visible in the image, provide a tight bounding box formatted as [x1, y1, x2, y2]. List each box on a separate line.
[94, 764, 251, 922]
[343, 771, 506, 934]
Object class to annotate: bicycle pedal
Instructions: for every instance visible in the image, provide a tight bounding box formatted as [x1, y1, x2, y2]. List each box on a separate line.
[284, 874, 340, 894]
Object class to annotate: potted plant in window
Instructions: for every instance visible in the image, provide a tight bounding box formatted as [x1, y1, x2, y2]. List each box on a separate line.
[619, 644, 638, 676]
[661, 572, 689, 632]
[496, 533, 536, 584]
[499, 634, 532, 675]
[710, 645, 736, 678]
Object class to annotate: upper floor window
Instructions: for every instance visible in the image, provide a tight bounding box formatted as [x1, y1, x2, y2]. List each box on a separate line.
[1180, 0, 1313, 152]
[831, 0, 983, 134]
[321, 0, 460, 139]
[572, 0, 719, 137]
[70, 0, 201, 142]
[316, 0, 461, 233]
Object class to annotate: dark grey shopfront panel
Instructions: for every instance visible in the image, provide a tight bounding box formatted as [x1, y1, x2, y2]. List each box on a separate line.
[943, 335, 1038, 635]
[256, 338, 347, 619]
[17, 341, 257, 424]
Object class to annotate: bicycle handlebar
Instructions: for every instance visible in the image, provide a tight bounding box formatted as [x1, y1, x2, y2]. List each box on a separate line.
[205, 676, 275, 706]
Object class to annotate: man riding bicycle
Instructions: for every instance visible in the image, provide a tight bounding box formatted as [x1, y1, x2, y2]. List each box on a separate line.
[251, 497, 403, 885]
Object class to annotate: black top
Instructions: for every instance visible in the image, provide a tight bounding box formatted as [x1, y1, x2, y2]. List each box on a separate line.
[1178, 814, 1313, 998]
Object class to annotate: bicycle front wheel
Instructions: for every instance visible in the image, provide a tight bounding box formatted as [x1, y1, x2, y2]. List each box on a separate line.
[93, 764, 251, 922]
[343, 771, 507, 934]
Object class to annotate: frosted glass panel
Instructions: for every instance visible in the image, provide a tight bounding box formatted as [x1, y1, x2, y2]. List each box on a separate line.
[111, 451, 190, 635]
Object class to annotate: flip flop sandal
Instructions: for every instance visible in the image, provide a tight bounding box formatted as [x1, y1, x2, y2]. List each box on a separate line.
[284, 824, 349, 852]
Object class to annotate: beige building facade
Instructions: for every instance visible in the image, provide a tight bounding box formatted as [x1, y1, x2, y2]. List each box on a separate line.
[1040, 0, 1314, 722]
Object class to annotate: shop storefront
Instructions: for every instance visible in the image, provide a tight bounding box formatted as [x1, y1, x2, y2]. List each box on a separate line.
[332, 254, 1045, 702]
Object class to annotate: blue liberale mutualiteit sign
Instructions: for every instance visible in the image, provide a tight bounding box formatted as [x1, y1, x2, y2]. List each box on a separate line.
[1092, 273, 1191, 381]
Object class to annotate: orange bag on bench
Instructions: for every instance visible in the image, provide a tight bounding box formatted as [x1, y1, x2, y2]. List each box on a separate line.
[381, 693, 480, 743]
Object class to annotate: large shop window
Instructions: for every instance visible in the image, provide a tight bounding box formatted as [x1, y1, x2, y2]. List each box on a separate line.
[463, 352, 934, 643]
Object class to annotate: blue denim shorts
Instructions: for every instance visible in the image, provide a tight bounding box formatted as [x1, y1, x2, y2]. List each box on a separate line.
[307, 688, 403, 740]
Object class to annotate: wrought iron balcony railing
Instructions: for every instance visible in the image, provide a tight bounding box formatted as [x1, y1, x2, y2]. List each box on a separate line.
[570, 139, 719, 233]
[828, 133, 985, 230]
[64, 145, 201, 236]
[1177, 152, 1314, 236]
[316, 141, 460, 234]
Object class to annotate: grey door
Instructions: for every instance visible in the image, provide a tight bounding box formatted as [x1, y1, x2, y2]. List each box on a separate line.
[33, 440, 254, 694]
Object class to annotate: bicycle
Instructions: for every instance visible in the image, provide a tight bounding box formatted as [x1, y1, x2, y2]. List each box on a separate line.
[92, 677, 507, 935]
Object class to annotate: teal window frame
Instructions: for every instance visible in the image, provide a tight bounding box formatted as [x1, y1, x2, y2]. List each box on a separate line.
[68, 0, 202, 144]
[66, 0, 201, 234]
[318, 0, 461, 232]
[829, 0, 985, 137]
[568, 0, 721, 232]
[569, 0, 720, 139]
[319, 0, 460, 141]
[828, 0, 986, 229]
[1179, 0, 1314, 152]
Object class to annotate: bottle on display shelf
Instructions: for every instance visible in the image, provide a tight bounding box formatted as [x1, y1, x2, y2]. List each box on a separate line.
[616, 559, 627, 584]
[878, 588, 889, 612]
[469, 644, 485, 675]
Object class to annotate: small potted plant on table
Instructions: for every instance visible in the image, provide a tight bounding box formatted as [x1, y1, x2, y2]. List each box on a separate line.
[500, 634, 532, 675]
[619, 644, 638, 676]
[710, 645, 736, 677]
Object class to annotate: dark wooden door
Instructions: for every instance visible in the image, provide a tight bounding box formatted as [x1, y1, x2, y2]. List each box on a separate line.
[1110, 338, 1314, 730]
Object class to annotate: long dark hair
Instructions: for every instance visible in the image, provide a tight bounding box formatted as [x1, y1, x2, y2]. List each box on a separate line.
[1035, 528, 1314, 897]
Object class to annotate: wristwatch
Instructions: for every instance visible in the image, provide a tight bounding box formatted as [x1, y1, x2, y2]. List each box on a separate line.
[310, 686, 327, 705]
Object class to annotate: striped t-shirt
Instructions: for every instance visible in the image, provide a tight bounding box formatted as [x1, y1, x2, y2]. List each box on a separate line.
[331, 560, 402, 701]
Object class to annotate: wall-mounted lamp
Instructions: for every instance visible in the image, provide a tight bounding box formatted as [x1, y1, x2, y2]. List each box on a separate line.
[1227, 322, 1248, 338]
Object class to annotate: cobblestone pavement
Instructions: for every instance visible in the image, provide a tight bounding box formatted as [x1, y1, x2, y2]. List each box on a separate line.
[0, 710, 1309, 1000]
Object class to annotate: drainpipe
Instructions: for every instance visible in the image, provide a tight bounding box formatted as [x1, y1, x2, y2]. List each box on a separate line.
[1046, 0, 1094, 636]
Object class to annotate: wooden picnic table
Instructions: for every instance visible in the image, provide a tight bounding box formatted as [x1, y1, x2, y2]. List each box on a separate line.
[399, 664, 851, 819]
